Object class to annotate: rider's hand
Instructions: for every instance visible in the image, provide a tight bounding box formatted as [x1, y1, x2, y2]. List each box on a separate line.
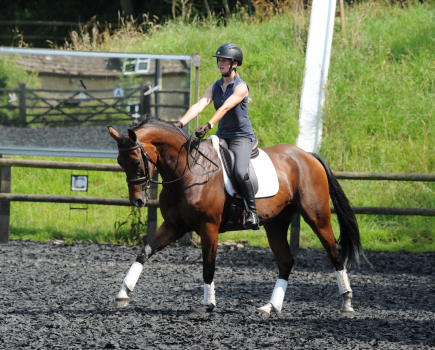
[173, 121, 184, 129]
[195, 123, 211, 139]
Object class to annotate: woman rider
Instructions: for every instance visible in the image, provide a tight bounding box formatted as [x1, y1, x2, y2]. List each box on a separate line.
[174, 43, 259, 230]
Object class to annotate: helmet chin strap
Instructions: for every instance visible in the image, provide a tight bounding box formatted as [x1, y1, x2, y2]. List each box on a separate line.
[220, 59, 236, 77]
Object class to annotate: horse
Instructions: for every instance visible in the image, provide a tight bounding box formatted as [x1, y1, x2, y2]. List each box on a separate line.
[108, 116, 366, 318]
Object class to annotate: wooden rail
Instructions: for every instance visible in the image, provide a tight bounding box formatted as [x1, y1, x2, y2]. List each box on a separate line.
[0, 193, 158, 207]
[1, 159, 434, 182]
[0, 159, 123, 172]
[334, 172, 435, 182]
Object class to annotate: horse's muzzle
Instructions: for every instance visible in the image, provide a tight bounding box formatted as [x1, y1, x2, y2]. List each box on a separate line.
[133, 197, 145, 208]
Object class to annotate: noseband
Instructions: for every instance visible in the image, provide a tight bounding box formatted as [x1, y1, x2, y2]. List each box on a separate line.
[118, 129, 219, 195]
[118, 141, 156, 187]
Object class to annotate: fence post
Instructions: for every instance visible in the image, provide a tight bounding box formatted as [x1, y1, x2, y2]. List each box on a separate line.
[139, 83, 144, 116]
[0, 155, 11, 244]
[339, 0, 346, 38]
[143, 84, 151, 115]
[154, 59, 162, 117]
[191, 54, 201, 130]
[19, 83, 26, 127]
[146, 171, 158, 244]
[290, 213, 300, 253]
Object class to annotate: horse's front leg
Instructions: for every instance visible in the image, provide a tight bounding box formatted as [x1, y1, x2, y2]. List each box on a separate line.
[114, 221, 185, 308]
[189, 222, 219, 318]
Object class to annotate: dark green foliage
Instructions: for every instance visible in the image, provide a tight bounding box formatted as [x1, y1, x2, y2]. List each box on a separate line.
[114, 207, 147, 244]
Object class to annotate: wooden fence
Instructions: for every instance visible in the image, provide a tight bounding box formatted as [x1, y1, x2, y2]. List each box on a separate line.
[0, 84, 190, 127]
[0, 157, 434, 248]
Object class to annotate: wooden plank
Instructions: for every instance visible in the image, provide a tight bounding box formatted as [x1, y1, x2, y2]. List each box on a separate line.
[331, 206, 435, 216]
[0, 159, 123, 172]
[149, 104, 190, 109]
[0, 156, 11, 244]
[0, 193, 159, 207]
[0, 88, 20, 93]
[2, 160, 433, 182]
[333, 172, 435, 182]
[155, 90, 190, 94]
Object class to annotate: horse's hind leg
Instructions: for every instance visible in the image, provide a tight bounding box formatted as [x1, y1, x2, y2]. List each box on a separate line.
[257, 208, 295, 317]
[301, 210, 355, 318]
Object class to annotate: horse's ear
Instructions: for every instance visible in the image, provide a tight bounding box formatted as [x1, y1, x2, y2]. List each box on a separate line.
[107, 126, 120, 142]
[128, 129, 137, 143]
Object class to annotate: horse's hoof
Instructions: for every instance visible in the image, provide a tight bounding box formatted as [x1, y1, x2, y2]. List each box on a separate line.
[257, 308, 270, 318]
[257, 302, 273, 318]
[189, 309, 207, 319]
[341, 310, 355, 319]
[189, 304, 214, 319]
[114, 298, 130, 309]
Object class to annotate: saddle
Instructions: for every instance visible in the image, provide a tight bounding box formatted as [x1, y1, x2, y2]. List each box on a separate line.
[218, 135, 259, 196]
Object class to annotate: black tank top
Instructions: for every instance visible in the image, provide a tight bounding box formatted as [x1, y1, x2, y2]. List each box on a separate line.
[212, 75, 255, 141]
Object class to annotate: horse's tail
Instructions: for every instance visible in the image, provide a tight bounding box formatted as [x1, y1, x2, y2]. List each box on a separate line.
[310, 152, 370, 270]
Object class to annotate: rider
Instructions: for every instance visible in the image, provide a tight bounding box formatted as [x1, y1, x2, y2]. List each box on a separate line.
[174, 43, 259, 230]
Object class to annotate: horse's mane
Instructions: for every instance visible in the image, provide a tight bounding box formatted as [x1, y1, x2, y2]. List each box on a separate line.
[131, 115, 179, 132]
[118, 115, 181, 147]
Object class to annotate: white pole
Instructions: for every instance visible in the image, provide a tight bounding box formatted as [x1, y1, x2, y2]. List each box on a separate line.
[296, 0, 337, 153]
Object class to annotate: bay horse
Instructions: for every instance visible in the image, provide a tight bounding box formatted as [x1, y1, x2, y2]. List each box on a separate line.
[108, 116, 365, 318]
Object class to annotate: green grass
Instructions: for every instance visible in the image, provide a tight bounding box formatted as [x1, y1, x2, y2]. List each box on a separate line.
[7, 2, 435, 252]
[7, 156, 146, 245]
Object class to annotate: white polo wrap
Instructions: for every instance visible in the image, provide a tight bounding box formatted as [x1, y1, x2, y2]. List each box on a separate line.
[202, 282, 216, 306]
[124, 262, 144, 292]
[335, 269, 352, 295]
[269, 279, 288, 312]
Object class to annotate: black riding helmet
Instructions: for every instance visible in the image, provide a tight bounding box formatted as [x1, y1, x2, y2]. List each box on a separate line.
[213, 43, 243, 77]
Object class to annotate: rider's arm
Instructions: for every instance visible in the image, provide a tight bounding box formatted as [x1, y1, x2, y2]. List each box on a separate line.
[208, 83, 248, 126]
[178, 84, 213, 126]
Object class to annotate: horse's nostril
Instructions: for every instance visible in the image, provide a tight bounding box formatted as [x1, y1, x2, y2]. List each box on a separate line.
[135, 198, 144, 208]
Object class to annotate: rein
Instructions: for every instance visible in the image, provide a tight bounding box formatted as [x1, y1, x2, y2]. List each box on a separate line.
[118, 128, 220, 190]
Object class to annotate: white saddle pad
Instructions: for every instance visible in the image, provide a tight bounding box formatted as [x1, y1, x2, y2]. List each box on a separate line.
[210, 135, 279, 198]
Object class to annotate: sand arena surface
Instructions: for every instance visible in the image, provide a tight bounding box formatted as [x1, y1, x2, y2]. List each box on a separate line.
[0, 240, 434, 349]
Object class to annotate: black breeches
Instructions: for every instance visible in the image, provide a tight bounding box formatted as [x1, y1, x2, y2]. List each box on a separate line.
[224, 137, 255, 183]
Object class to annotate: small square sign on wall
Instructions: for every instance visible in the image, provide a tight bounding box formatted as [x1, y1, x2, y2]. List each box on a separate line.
[114, 88, 124, 98]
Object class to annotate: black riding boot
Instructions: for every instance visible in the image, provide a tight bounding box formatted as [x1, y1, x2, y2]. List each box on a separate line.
[238, 173, 260, 230]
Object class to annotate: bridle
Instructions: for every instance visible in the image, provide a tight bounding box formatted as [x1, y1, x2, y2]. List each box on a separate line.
[117, 128, 219, 199]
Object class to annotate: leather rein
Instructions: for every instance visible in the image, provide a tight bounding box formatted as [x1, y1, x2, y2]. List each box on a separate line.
[118, 128, 220, 197]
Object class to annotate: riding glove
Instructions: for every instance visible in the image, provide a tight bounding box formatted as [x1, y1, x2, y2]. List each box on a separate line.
[195, 123, 211, 139]
[173, 121, 184, 128]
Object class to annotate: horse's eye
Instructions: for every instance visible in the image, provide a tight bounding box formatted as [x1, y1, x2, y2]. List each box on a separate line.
[133, 161, 140, 168]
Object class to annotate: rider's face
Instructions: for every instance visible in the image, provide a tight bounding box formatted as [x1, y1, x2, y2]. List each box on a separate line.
[217, 57, 236, 75]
